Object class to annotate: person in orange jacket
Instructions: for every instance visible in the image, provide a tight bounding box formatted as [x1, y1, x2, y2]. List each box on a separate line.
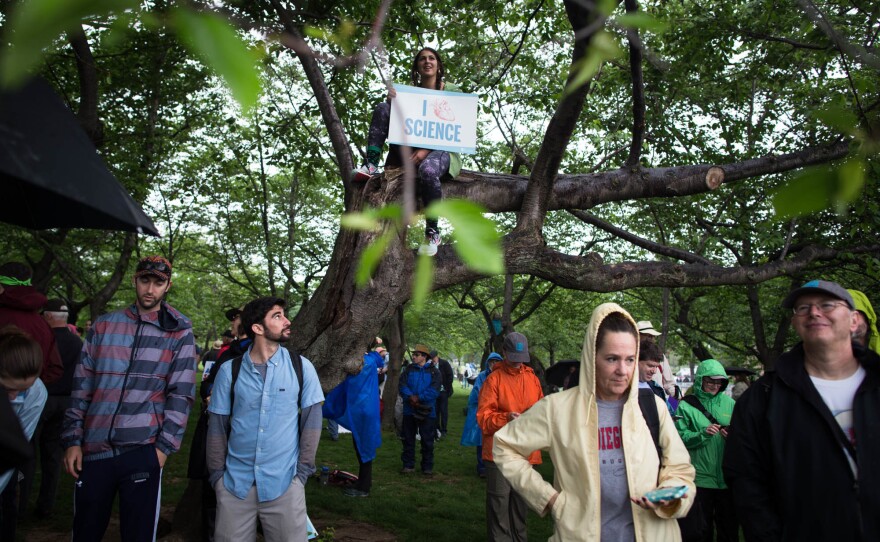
[477, 332, 544, 541]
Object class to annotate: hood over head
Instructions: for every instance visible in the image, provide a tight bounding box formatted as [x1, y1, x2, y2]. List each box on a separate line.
[848, 289, 880, 354]
[0, 285, 48, 313]
[579, 302, 640, 403]
[694, 359, 729, 398]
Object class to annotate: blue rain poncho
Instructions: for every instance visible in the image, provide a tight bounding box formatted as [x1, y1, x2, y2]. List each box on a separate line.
[322, 351, 382, 462]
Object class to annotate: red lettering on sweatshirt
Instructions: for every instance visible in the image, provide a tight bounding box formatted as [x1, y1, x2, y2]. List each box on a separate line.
[598, 425, 623, 450]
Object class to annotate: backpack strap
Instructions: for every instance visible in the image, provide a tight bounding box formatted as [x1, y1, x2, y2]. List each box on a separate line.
[290, 349, 303, 411]
[638, 387, 662, 461]
[681, 395, 721, 426]
[227, 350, 304, 441]
[227, 356, 244, 440]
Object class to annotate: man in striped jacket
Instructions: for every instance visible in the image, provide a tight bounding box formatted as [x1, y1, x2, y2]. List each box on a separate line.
[62, 256, 196, 542]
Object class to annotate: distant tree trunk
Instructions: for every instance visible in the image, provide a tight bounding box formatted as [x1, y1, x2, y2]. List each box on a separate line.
[381, 306, 405, 431]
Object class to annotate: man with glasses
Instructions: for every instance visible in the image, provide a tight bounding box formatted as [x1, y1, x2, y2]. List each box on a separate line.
[61, 256, 196, 542]
[724, 280, 880, 542]
[398, 344, 440, 475]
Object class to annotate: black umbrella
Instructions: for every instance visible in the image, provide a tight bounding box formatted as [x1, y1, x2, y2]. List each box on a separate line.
[0, 78, 159, 236]
[724, 366, 758, 377]
[545, 359, 580, 389]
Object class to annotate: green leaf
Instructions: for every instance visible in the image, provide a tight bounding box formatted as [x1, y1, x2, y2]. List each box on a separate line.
[426, 199, 504, 275]
[772, 166, 834, 218]
[354, 230, 395, 286]
[0, 0, 140, 87]
[616, 12, 669, 33]
[812, 105, 859, 136]
[374, 204, 403, 223]
[303, 26, 329, 41]
[774, 158, 867, 218]
[834, 158, 865, 212]
[411, 253, 434, 312]
[597, 0, 618, 16]
[563, 31, 622, 97]
[171, 8, 262, 112]
[340, 212, 379, 231]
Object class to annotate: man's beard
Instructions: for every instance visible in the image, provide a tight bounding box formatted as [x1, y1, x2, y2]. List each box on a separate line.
[264, 328, 291, 343]
[137, 293, 163, 311]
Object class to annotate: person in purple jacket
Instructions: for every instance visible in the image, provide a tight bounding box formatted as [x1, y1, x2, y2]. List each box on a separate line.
[61, 256, 196, 542]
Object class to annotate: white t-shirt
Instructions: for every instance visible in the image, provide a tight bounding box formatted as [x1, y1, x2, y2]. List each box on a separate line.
[809, 365, 865, 476]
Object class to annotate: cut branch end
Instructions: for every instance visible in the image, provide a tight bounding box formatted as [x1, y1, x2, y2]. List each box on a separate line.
[705, 167, 724, 190]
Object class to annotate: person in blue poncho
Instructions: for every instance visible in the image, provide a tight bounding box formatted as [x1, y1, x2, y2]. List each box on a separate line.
[323, 350, 383, 497]
[460, 352, 501, 477]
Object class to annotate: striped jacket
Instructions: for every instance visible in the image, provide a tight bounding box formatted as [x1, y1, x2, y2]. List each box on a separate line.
[62, 302, 196, 461]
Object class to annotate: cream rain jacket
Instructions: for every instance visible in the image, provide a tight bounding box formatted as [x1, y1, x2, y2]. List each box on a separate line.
[493, 303, 695, 541]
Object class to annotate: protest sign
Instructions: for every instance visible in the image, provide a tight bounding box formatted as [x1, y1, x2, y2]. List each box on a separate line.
[388, 84, 478, 154]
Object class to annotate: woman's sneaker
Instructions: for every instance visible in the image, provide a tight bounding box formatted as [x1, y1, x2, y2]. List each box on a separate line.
[418, 229, 441, 257]
[352, 163, 380, 183]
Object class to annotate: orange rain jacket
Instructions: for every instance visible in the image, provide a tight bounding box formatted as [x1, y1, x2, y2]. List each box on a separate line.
[477, 360, 544, 463]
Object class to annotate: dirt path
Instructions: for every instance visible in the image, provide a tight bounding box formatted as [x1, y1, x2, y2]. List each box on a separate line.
[22, 507, 397, 541]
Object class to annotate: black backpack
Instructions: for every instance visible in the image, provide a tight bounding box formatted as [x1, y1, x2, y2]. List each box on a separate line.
[637, 387, 663, 460]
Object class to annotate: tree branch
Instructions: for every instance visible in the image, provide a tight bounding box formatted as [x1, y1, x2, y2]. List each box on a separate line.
[515, 0, 601, 236]
[67, 25, 102, 145]
[624, 0, 645, 167]
[435, 239, 880, 293]
[568, 209, 713, 265]
[270, 0, 357, 205]
[442, 140, 851, 212]
[797, 0, 880, 70]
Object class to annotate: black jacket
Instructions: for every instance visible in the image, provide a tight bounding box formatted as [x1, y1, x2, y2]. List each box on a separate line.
[437, 358, 455, 397]
[723, 343, 880, 541]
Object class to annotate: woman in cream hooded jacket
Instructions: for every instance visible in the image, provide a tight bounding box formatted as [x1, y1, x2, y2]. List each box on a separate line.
[493, 303, 695, 541]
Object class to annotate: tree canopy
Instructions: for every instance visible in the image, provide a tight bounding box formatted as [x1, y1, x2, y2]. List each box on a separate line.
[1, 0, 878, 384]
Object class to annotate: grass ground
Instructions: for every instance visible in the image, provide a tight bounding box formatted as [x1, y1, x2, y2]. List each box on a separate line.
[307, 390, 555, 540]
[14, 386, 556, 541]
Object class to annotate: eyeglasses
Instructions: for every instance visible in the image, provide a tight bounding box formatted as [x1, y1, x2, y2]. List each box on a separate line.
[412, 352, 427, 357]
[792, 301, 848, 316]
[703, 379, 725, 386]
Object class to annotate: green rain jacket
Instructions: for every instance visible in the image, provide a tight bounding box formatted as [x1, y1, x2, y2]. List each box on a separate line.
[674, 359, 735, 489]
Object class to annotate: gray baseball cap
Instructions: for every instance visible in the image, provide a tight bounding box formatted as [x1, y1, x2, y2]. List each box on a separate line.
[503, 332, 530, 363]
[781, 280, 855, 310]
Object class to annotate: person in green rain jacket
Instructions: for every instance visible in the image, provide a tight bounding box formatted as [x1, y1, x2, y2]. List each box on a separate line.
[675, 359, 738, 542]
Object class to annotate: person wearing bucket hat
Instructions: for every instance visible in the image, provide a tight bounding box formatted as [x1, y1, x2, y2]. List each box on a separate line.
[477, 333, 544, 541]
[398, 344, 441, 475]
[724, 279, 880, 541]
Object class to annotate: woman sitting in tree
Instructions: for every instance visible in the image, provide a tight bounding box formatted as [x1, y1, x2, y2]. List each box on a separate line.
[352, 47, 462, 257]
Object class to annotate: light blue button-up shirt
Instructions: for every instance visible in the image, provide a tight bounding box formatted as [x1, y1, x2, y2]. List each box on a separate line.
[0, 378, 47, 492]
[208, 346, 323, 502]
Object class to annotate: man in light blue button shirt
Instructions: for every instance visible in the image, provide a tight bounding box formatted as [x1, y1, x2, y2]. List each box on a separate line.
[206, 296, 324, 542]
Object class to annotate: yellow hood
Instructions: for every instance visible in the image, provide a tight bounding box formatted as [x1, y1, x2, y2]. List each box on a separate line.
[578, 302, 641, 405]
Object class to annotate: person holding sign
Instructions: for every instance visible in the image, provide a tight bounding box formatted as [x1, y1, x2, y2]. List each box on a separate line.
[352, 47, 462, 257]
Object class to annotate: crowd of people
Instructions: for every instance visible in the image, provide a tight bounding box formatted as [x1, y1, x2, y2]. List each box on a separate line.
[1, 251, 879, 542]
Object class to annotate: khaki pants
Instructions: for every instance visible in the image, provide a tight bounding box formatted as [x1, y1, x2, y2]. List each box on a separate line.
[214, 478, 307, 542]
[485, 461, 528, 542]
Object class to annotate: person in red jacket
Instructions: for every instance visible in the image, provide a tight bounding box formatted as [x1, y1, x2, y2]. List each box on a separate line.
[0, 262, 62, 385]
[477, 332, 544, 542]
